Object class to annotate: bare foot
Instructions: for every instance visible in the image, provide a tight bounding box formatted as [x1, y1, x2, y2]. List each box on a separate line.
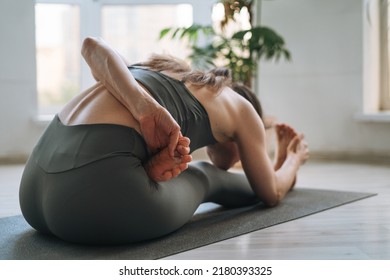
[144, 136, 192, 182]
[274, 123, 297, 170]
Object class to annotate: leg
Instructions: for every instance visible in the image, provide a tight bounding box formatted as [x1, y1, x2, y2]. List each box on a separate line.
[19, 157, 51, 234]
[143, 161, 258, 241]
[40, 157, 208, 244]
[41, 159, 258, 245]
[158, 161, 258, 212]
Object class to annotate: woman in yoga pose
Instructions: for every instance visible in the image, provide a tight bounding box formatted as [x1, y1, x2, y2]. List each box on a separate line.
[19, 37, 309, 244]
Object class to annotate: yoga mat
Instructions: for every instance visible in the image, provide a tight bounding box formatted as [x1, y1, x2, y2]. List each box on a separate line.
[0, 188, 375, 260]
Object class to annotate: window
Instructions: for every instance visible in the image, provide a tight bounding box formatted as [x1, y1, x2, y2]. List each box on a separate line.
[363, 0, 390, 114]
[381, 0, 390, 110]
[102, 4, 192, 63]
[35, 0, 210, 116]
[35, 3, 80, 115]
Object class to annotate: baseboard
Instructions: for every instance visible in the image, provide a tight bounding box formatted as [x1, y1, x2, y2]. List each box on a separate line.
[309, 151, 390, 165]
[1, 150, 390, 166]
[0, 155, 28, 165]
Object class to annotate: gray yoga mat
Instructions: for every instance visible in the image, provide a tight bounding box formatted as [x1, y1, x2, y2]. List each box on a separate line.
[0, 188, 375, 260]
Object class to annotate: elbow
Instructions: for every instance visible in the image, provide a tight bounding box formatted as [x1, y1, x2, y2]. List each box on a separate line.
[81, 37, 93, 57]
[206, 143, 240, 171]
[81, 37, 100, 57]
[263, 191, 282, 208]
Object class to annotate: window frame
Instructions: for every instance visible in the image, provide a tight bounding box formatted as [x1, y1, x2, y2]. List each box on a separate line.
[363, 0, 390, 114]
[380, 0, 390, 110]
[35, 0, 212, 116]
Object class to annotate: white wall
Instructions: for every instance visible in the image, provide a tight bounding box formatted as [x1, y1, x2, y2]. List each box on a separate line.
[259, 0, 390, 160]
[0, 0, 45, 162]
[0, 0, 389, 162]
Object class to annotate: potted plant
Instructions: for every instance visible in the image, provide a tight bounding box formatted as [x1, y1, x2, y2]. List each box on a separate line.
[159, 0, 291, 88]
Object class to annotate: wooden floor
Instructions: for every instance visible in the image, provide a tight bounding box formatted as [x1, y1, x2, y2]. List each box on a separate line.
[1, 160, 390, 259]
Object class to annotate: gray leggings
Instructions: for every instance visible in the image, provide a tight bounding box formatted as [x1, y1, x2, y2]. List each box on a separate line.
[19, 117, 258, 245]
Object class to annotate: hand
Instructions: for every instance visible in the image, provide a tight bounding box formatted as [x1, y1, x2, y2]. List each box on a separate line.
[139, 105, 181, 157]
[144, 135, 192, 182]
[287, 134, 309, 165]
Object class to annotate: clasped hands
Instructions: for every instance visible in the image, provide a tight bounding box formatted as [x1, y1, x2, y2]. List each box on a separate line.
[139, 106, 192, 182]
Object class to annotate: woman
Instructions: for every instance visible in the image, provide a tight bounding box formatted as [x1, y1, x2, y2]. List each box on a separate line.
[19, 37, 309, 244]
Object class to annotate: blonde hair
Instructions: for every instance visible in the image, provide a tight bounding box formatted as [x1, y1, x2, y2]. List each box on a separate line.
[134, 54, 231, 91]
[133, 53, 191, 73]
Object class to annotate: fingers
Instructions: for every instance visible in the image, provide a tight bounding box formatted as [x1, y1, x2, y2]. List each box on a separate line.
[299, 138, 310, 162]
[181, 154, 192, 163]
[157, 153, 192, 182]
[286, 133, 310, 164]
[158, 162, 190, 182]
[175, 136, 191, 157]
[168, 127, 181, 157]
[154, 133, 191, 182]
[178, 136, 190, 147]
[176, 144, 190, 156]
[287, 134, 301, 151]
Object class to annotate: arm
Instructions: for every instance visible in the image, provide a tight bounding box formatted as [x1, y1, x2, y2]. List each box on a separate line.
[233, 101, 307, 207]
[81, 37, 180, 156]
[81, 37, 156, 121]
[89, 50, 129, 82]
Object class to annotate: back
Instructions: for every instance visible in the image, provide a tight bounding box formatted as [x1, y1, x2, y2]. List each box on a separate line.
[189, 85, 252, 144]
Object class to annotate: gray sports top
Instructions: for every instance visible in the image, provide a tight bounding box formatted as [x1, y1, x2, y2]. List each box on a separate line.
[128, 66, 217, 152]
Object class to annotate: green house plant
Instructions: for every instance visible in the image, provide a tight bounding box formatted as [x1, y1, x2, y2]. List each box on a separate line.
[159, 0, 291, 88]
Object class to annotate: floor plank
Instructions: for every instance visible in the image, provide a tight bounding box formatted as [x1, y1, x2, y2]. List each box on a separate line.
[0, 164, 23, 218]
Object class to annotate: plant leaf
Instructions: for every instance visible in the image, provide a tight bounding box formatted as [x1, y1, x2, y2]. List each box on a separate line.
[159, 27, 172, 39]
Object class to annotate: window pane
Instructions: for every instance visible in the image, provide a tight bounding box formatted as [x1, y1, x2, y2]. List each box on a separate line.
[386, 2, 390, 109]
[212, 2, 251, 36]
[102, 4, 193, 63]
[211, 3, 251, 68]
[35, 4, 80, 115]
